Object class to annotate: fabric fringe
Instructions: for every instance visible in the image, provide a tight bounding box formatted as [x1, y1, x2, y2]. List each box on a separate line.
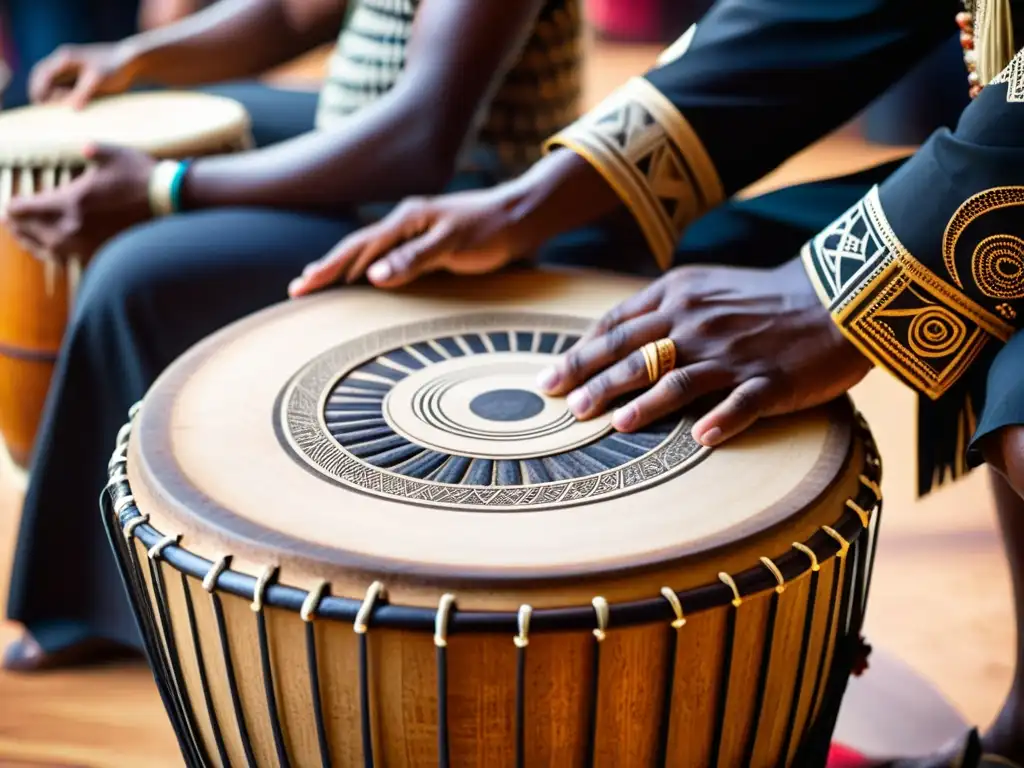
[977, 0, 1016, 83]
[916, 378, 983, 497]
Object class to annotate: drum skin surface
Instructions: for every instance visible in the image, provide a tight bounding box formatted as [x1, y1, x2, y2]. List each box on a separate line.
[105, 269, 882, 768]
[0, 92, 251, 468]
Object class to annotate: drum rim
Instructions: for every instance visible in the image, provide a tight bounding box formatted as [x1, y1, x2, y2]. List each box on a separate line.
[128, 284, 859, 585]
[0, 91, 252, 163]
[105, 409, 879, 632]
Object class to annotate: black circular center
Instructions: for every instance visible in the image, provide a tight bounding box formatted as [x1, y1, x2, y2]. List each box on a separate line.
[469, 389, 545, 422]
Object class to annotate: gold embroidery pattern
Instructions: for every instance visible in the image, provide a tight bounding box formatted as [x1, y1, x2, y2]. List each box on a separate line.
[942, 186, 1024, 286]
[972, 234, 1024, 298]
[544, 77, 723, 270]
[802, 187, 1008, 399]
[907, 306, 969, 358]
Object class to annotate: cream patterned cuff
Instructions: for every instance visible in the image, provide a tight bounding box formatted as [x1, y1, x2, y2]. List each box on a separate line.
[801, 186, 1013, 400]
[544, 76, 723, 270]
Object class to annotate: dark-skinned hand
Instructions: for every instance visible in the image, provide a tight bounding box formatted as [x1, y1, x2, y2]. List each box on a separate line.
[536, 257, 874, 447]
[289, 187, 530, 296]
[29, 43, 140, 108]
[3, 144, 155, 262]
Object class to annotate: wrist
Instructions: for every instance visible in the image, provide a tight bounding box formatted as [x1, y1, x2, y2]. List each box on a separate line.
[113, 37, 149, 83]
[117, 30, 172, 83]
[497, 149, 616, 255]
[509, 149, 621, 250]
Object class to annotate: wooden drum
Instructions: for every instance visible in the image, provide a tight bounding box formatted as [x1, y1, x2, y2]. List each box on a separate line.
[0, 92, 252, 468]
[103, 270, 882, 768]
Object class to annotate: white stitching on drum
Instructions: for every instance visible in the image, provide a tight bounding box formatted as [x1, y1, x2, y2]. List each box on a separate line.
[845, 499, 870, 528]
[591, 597, 609, 642]
[129, 400, 144, 420]
[116, 422, 132, 447]
[66, 257, 82, 315]
[112, 493, 135, 517]
[514, 605, 533, 648]
[858, 474, 881, 501]
[148, 534, 180, 560]
[660, 587, 686, 629]
[822, 526, 850, 555]
[718, 573, 743, 607]
[0, 167, 12, 217]
[105, 472, 128, 492]
[434, 594, 456, 648]
[792, 542, 820, 571]
[250, 565, 278, 612]
[760, 556, 786, 594]
[203, 556, 230, 592]
[354, 581, 385, 634]
[301, 580, 329, 622]
[123, 514, 149, 540]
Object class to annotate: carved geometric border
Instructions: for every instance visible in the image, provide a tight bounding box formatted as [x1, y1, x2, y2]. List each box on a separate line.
[278, 312, 710, 512]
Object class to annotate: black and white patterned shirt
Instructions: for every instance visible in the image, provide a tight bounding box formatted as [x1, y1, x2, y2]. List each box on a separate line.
[315, 0, 583, 178]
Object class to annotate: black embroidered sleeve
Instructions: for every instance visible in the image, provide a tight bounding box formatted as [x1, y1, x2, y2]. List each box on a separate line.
[544, 0, 956, 269]
[802, 47, 1024, 401]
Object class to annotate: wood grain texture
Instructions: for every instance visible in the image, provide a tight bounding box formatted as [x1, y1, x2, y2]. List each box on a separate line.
[117, 531, 869, 766]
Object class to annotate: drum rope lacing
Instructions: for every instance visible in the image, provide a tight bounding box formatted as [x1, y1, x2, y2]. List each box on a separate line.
[107, 399, 882, 634]
[105, 400, 882, 768]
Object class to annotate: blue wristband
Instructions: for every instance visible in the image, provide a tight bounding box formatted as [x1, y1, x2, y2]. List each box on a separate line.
[168, 159, 192, 213]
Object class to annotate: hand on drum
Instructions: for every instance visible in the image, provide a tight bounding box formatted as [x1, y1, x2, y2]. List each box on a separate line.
[3, 144, 155, 261]
[289, 188, 529, 296]
[29, 43, 137, 108]
[537, 257, 874, 447]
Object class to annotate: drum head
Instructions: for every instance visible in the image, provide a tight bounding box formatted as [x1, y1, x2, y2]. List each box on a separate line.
[130, 269, 861, 608]
[0, 92, 250, 160]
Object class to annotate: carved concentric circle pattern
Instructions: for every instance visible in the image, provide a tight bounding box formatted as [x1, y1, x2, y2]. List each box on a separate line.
[279, 313, 709, 511]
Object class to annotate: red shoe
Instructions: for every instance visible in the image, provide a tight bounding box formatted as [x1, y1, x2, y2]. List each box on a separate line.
[830, 730, 1023, 768]
[830, 743, 871, 768]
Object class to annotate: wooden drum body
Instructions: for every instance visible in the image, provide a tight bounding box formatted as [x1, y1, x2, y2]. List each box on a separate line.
[0, 92, 252, 468]
[103, 270, 882, 768]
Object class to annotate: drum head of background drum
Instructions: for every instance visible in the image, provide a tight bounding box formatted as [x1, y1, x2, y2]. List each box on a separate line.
[0, 92, 250, 162]
[129, 269, 862, 610]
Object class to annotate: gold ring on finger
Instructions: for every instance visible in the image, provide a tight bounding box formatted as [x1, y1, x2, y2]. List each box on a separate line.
[640, 338, 677, 384]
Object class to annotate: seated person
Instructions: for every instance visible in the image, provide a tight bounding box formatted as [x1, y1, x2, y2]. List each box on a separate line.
[2, 0, 584, 671]
[290, 1, 1024, 766]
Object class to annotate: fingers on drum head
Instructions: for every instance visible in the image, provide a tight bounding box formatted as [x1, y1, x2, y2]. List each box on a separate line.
[555, 313, 670, 396]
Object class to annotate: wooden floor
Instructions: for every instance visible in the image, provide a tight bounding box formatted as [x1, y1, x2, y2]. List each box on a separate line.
[0, 40, 1013, 767]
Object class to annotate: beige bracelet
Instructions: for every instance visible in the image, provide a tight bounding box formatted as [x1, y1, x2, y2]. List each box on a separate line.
[148, 160, 183, 217]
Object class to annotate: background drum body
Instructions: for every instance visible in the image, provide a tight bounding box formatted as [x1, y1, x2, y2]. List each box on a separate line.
[103, 270, 882, 768]
[0, 92, 252, 468]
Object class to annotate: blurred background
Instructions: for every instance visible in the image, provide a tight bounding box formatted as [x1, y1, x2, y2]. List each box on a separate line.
[0, 0, 1007, 765]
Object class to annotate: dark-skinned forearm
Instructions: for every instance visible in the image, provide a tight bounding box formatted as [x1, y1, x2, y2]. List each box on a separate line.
[499, 149, 623, 254]
[179, 82, 454, 212]
[124, 0, 345, 87]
